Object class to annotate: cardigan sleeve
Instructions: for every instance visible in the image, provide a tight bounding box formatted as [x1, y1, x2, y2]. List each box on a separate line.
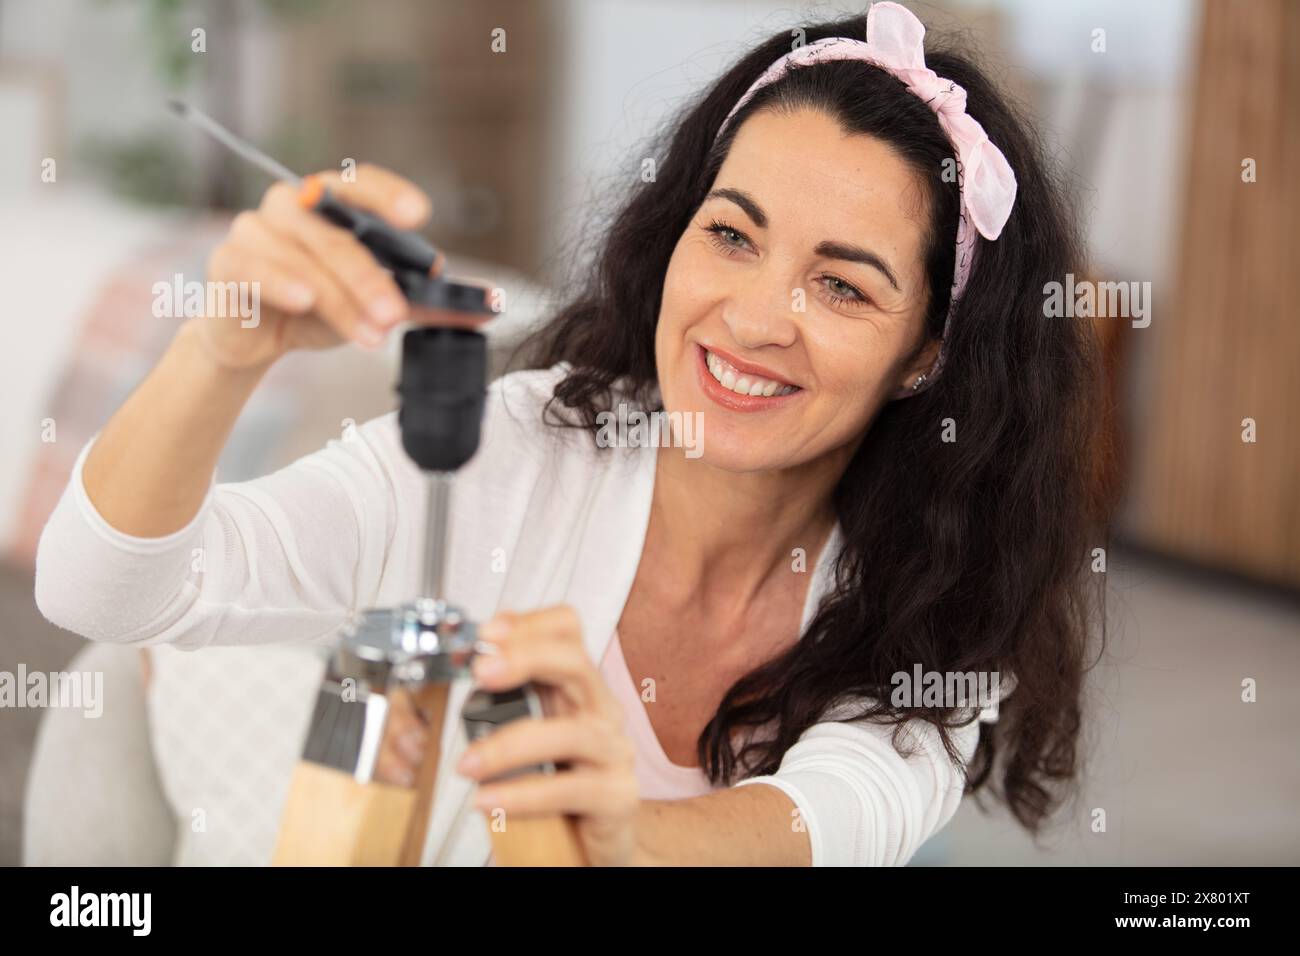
[34, 365, 569, 651]
[33, 413, 405, 650]
[732, 701, 1002, 867]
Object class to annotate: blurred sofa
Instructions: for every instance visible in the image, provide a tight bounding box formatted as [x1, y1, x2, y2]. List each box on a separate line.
[24, 640, 326, 866]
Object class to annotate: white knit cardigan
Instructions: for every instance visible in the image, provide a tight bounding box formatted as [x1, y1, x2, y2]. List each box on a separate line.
[35, 364, 1003, 866]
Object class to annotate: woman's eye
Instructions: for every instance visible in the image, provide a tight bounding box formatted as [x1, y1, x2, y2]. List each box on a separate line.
[819, 275, 872, 309]
[704, 219, 751, 256]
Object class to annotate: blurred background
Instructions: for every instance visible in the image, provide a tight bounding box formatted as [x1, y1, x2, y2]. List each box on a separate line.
[1, 0, 1296, 866]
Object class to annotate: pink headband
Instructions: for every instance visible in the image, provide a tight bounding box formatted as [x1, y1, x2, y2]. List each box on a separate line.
[714, 1, 1018, 393]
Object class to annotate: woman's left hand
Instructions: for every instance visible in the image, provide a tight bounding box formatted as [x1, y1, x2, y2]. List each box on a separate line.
[456, 605, 639, 866]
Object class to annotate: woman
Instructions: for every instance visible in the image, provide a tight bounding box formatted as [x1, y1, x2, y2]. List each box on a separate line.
[35, 4, 1105, 866]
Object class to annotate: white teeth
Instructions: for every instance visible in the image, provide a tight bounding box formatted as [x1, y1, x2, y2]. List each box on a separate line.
[704, 349, 797, 398]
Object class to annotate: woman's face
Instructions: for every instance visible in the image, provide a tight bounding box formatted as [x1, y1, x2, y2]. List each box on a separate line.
[655, 107, 939, 473]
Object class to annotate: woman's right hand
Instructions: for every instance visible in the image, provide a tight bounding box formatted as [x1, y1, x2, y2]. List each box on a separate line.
[198, 163, 458, 370]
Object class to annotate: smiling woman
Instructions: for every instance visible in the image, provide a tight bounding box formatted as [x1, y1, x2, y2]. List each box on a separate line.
[659, 109, 942, 469]
[34, 3, 1106, 867]
[525, 2, 1106, 845]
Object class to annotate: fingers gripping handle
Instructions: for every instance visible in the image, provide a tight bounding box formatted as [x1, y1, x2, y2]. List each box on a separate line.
[462, 686, 589, 866]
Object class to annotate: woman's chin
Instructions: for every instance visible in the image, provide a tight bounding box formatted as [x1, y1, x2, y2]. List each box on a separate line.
[666, 434, 788, 474]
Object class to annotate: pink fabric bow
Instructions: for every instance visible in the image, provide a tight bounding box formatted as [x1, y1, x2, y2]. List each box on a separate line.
[714, 2, 1019, 392]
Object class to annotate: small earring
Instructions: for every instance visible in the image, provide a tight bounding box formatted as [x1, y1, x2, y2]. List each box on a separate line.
[910, 372, 928, 392]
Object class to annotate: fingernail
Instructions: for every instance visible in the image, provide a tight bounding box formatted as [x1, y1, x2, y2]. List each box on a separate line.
[456, 750, 482, 775]
[399, 730, 426, 761]
[480, 616, 510, 640]
[369, 295, 405, 327]
[354, 323, 385, 348]
[285, 283, 315, 309]
[472, 656, 507, 682]
[398, 769, 415, 788]
[394, 192, 428, 223]
[473, 788, 499, 810]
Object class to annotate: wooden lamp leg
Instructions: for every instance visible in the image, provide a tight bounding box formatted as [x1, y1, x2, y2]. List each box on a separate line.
[488, 816, 587, 867]
[274, 678, 590, 866]
[397, 682, 451, 866]
[462, 684, 589, 866]
[274, 681, 444, 867]
[273, 764, 414, 866]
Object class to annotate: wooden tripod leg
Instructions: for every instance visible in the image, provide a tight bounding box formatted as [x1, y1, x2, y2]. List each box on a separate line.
[464, 684, 588, 866]
[274, 679, 589, 866]
[273, 763, 415, 866]
[489, 815, 588, 867]
[397, 682, 451, 866]
[274, 683, 449, 867]
[408, 680, 589, 866]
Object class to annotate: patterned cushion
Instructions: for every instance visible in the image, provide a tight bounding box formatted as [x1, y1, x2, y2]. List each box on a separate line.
[146, 643, 328, 866]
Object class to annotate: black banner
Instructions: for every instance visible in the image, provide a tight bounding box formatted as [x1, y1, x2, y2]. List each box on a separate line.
[0, 865, 1285, 940]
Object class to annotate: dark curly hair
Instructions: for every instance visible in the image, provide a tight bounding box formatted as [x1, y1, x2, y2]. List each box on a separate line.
[514, 10, 1111, 834]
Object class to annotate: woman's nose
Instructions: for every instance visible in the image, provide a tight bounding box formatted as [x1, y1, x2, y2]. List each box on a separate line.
[719, 262, 800, 350]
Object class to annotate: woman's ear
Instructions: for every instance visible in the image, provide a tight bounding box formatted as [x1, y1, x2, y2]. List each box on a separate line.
[891, 337, 942, 399]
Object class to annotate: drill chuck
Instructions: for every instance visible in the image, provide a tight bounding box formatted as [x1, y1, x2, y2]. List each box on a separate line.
[397, 327, 488, 472]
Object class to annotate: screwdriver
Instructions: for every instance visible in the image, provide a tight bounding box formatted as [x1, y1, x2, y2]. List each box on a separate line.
[169, 99, 495, 614]
[167, 99, 492, 312]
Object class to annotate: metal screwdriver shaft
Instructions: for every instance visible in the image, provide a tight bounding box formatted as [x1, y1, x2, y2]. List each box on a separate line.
[166, 99, 495, 311]
[422, 472, 453, 601]
[167, 99, 303, 185]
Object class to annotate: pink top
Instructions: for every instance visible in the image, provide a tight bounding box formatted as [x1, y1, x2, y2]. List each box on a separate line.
[599, 630, 718, 800]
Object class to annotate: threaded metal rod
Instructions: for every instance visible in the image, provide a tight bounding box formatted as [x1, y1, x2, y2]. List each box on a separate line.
[421, 472, 453, 600]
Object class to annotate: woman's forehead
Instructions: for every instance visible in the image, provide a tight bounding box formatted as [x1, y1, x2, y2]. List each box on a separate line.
[714, 109, 930, 278]
[719, 109, 928, 224]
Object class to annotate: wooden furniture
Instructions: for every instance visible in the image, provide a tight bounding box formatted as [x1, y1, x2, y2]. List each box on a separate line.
[272, 679, 587, 867]
[279, 0, 555, 277]
[1122, 0, 1300, 589]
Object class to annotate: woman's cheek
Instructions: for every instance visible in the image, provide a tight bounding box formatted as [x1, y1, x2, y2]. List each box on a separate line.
[676, 237, 729, 295]
[660, 248, 723, 357]
[657, 248, 695, 328]
[807, 335, 893, 430]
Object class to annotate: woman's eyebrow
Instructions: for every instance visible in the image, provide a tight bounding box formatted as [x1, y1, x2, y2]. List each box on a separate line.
[705, 187, 901, 292]
[707, 187, 768, 228]
[813, 240, 900, 292]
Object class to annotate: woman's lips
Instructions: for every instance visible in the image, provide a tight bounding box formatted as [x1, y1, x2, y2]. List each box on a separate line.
[695, 344, 803, 412]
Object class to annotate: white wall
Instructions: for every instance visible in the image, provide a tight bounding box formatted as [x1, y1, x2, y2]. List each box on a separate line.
[542, 0, 1200, 292]
[542, 0, 822, 285]
[988, 0, 1198, 287]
